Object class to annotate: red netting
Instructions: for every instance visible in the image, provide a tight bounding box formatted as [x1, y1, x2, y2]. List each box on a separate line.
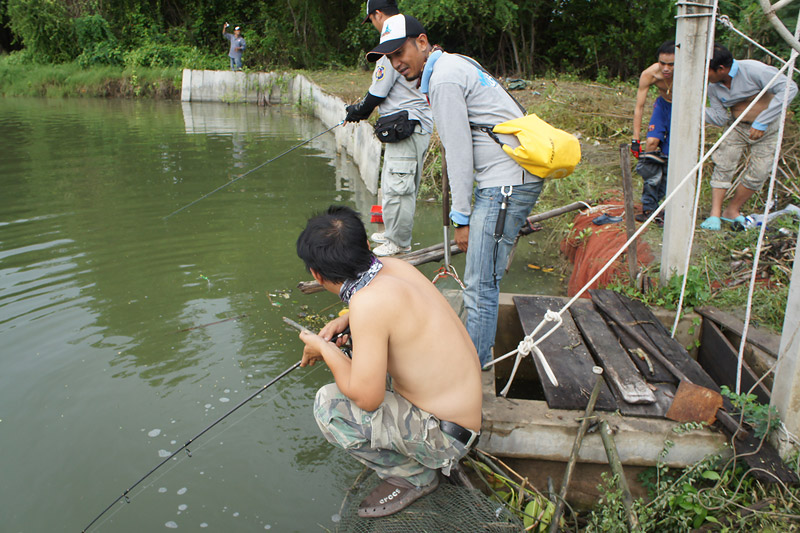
[560, 191, 655, 298]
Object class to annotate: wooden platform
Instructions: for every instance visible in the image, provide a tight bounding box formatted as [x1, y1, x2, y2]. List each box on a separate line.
[511, 290, 761, 418]
[512, 291, 689, 417]
[504, 291, 797, 484]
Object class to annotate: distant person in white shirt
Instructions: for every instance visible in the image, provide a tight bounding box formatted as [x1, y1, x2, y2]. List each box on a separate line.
[222, 23, 246, 71]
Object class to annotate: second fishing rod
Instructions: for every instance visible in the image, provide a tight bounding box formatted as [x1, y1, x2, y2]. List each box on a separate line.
[81, 317, 350, 532]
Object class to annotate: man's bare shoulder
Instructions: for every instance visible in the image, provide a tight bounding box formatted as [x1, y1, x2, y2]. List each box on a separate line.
[640, 62, 662, 85]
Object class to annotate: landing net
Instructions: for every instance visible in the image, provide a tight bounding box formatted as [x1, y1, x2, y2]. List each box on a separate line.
[336, 471, 524, 533]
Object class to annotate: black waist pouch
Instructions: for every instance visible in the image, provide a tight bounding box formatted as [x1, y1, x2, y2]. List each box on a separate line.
[374, 111, 419, 143]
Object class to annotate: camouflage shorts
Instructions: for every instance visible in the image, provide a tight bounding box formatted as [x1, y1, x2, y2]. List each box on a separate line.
[313, 383, 472, 487]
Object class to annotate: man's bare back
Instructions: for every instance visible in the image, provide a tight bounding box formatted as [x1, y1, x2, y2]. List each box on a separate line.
[303, 257, 482, 432]
[349, 258, 482, 431]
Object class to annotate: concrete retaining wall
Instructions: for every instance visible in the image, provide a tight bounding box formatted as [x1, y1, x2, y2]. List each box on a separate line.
[181, 69, 381, 194]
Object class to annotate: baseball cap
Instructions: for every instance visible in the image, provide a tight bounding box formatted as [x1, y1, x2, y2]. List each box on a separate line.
[366, 14, 426, 62]
[234, 26, 241, 30]
[362, 0, 398, 24]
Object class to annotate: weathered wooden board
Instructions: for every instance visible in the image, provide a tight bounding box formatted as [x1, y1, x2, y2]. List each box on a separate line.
[514, 295, 616, 411]
[591, 295, 677, 384]
[592, 290, 718, 390]
[695, 306, 780, 358]
[699, 321, 771, 404]
[570, 300, 655, 405]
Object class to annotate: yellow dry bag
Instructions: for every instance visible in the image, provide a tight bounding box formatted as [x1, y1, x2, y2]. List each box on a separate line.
[478, 114, 581, 179]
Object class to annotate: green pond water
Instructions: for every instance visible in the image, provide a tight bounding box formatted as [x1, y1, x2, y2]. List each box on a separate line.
[0, 97, 562, 532]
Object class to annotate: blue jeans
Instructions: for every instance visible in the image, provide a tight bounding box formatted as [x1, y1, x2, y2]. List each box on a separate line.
[229, 56, 242, 71]
[464, 182, 543, 366]
[636, 157, 668, 212]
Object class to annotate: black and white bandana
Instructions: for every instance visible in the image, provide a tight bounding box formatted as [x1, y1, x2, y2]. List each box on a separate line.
[338, 256, 383, 304]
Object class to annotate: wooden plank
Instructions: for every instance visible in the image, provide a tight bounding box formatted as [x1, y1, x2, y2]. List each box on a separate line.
[699, 321, 771, 404]
[695, 306, 781, 358]
[601, 290, 719, 390]
[570, 300, 655, 404]
[591, 292, 676, 384]
[513, 295, 616, 411]
[627, 383, 674, 418]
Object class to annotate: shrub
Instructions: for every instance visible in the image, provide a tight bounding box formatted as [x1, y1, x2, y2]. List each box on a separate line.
[6, 0, 79, 62]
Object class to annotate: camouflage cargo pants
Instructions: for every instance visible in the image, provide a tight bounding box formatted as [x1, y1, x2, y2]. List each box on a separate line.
[313, 383, 473, 488]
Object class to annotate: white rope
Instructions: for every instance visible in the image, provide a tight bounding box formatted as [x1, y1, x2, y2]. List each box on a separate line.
[487, 310, 561, 396]
[735, 10, 800, 395]
[718, 14, 800, 77]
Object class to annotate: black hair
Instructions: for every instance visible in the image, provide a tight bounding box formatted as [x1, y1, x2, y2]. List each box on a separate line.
[657, 40, 675, 57]
[710, 43, 733, 71]
[296, 205, 373, 283]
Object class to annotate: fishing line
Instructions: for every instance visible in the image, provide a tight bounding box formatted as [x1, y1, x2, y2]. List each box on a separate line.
[163, 120, 344, 220]
[81, 336, 331, 533]
[88, 359, 327, 532]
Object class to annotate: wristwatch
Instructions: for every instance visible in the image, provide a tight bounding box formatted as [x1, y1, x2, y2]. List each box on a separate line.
[451, 221, 469, 228]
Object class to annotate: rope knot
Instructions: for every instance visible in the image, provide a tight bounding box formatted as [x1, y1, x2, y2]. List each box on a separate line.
[517, 336, 536, 356]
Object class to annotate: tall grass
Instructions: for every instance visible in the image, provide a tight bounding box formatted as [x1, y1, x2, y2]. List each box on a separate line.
[0, 60, 181, 98]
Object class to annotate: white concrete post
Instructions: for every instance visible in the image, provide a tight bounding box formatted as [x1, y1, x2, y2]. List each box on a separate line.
[660, 0, 714, 284]
[772, 242, 800, 455]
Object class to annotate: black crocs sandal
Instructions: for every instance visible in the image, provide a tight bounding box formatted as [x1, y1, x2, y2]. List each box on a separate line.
[358, 476, 440, 518]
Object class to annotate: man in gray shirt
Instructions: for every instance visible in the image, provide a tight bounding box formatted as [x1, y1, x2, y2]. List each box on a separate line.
[222, 23, 246, 71]
[367, 15, 544, 366]
[345, 1, 432, 257]
[701, 43, 797, 230]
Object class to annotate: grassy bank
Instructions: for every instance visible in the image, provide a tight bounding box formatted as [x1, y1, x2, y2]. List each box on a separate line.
[0, 60, 180, 98]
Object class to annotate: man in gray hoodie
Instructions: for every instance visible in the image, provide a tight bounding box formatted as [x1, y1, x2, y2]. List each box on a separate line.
[367, 15, 543, 367]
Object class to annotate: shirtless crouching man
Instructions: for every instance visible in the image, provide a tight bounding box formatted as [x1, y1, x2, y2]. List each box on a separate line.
[701, 43, 798, 230]
[295, 205, 482, 517]
[632, 41, 675, 222]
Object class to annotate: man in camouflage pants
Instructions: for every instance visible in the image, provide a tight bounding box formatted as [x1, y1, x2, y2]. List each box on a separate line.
[295, 206, 481, 517]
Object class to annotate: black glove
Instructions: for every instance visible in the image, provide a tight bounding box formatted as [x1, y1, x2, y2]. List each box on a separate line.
[630, 139, 641, 159]
[345, 92, 384, 122]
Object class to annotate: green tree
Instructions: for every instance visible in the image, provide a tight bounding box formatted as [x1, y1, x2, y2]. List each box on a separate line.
[7, 0, 79, 62]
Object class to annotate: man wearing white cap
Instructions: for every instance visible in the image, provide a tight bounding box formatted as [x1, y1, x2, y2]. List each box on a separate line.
[367, 15, 544, 368]
[345, 0, 433, 257]
[222, 22, 246, 71]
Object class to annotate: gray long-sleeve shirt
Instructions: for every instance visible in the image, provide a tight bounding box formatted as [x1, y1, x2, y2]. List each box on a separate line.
[224, 32, 246, 60]
[427, 53, 541, 221]
[369, 56, 433, 133]
[705, 59, 798, 130]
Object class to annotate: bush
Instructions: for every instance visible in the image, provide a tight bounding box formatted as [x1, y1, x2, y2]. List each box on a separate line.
[122, 41, 210, 69]
[74, 14, 122, 67]
[6, 0, 79, 62]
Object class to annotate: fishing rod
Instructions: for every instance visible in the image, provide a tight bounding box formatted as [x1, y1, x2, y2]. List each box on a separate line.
[82, 322, 310, 532]
[163, 120, 344, 220]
